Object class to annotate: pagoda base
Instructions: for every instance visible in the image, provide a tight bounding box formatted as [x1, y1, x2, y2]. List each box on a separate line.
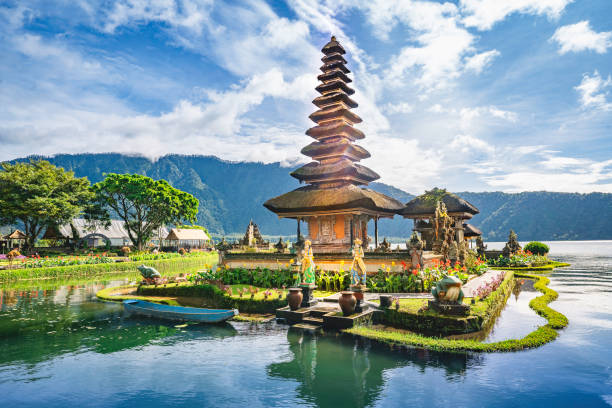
[223, 251, 442, 272]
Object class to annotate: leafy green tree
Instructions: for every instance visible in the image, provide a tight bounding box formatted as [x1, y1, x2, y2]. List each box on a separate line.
[89, 173, 199, 250]
[0, 160, 94, 248]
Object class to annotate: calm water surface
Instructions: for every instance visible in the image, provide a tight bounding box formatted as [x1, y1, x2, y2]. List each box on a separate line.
[1, 241, 611, 407]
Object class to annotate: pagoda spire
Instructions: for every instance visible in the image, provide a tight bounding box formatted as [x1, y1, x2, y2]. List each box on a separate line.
[290, 36, 380, 188]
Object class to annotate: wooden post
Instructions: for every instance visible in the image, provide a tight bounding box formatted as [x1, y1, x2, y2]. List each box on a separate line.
[374, 217, 378, 249]
[297, 218, 301, 239]
[350, 217, 354, 247]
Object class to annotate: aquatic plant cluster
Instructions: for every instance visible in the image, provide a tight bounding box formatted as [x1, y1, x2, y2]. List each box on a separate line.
[18, 253, 115, 268]
[128, 251, 208, 262]
[190, 266, 295, 289]
[488, 250, 549, 267]
[367, 259, 472, 293]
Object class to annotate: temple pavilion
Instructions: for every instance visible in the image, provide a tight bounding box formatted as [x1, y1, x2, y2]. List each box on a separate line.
[264, 36, 403, 253]
[400, 188, 479, 251]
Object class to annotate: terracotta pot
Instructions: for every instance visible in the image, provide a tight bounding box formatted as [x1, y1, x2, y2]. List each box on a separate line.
[339, 291, 357, 316]
[288, 288, 303, 310]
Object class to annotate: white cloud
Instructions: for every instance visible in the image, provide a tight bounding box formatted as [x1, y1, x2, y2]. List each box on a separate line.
[101, 0, 216, 35]
[460, 0, 572, 30]
[450, 134, 494, 153]
[551, 20, 612, 54]
[575, 71, 612, 111]
[383, 102, 414, 115]
[464, 49, 500, 73]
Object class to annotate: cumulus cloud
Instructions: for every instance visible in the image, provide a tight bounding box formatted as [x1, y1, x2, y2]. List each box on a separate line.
[464, 49, 500, 74]
[460, 0, 572, 30]
[551, 21, 612, 54]
[1, 0, 610, 195]
[575, 71, 612, 111]
[383, 102, 414, 115]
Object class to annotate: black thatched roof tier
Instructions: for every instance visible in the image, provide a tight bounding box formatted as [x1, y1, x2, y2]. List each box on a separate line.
[321, 52, 346, 64]
[317, 69, 352, 83]
[312, 92, 358, 109]
[400, 188, 479, 218]
[301, 140, 370, 161]
[315, 79, 355, 95]
[320, 61, 350, 74]
[322, 36, 345, 55]
[291, 160, 379, 185]
[306, 121, 365, 141]
[309, 106, 362, 124]
[463, 223, 482, 237]
[263, 184, 403, 216]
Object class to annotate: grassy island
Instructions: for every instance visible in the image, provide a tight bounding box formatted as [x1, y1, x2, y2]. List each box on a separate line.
[345, 273, 568, 352]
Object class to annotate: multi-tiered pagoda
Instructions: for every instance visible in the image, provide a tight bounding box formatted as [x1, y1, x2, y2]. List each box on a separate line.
[264, 36, 403, 253]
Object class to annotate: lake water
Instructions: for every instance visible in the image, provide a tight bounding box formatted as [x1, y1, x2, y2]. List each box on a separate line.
[1, 241, 611, 407]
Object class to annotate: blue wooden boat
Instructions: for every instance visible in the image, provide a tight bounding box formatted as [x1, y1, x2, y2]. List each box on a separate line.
[123, 299, 238, 323]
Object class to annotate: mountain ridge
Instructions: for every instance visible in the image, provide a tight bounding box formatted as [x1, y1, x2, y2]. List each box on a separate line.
[9, 153, 612, 241]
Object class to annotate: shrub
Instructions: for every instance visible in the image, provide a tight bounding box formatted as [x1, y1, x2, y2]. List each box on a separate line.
[524, 241, 550, 256]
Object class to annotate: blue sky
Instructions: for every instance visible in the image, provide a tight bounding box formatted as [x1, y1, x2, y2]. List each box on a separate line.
[0, 0, 611, 193]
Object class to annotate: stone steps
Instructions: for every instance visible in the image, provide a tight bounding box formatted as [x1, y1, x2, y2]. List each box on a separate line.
[303, 316, 324, 325]
[290, 323, 322, 334]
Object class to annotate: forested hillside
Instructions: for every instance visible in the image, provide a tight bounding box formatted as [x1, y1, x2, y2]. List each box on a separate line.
[12, 154, 612, 241]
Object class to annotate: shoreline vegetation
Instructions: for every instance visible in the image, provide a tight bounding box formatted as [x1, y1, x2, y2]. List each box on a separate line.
[345, 273, 568, 353]
[488, 261, 570, 271]
[0, 252, 218, 283]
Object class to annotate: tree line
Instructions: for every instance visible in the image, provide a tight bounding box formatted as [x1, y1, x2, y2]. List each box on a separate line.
[0, 160, 199, 250]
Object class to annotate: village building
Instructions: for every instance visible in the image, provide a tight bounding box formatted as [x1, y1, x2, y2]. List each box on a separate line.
[42, 219, 168, 248]
[165, 228, 210, 250]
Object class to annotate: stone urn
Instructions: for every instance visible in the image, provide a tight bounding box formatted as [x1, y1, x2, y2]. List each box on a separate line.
[287, 288, 303, 311]
[339, 291, 357, 316]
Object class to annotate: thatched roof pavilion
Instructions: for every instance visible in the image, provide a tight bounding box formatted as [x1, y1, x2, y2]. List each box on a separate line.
[463, 223, 482, 238]
[4, 230, 26, 240]
[264, 36, 402, 253]
[400, 188, 479, 220]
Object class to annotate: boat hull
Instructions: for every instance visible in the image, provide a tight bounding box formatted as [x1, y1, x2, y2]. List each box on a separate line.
[123, 299, 238, 323]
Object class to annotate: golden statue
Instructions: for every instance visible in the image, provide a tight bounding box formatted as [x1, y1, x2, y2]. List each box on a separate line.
[350, 238, 367, 286]
[298, 239, 316, 285]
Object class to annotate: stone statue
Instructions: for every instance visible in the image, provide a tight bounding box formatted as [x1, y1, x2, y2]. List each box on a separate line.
[407, 231, 423, 269]
[350, 238, 367, 286]
[376, 237, 391, 253]
[448, 241, 459, 263]
[502, 229, 521, 258]
[297, 239, 316, 285]
[476, 236, 487, 257]
[431, 274, 464, 304]
[274, 237, 287, 253]
[138, 264, 161, 280]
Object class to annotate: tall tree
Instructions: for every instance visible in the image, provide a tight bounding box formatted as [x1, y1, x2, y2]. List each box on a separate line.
[89, 173, 199, 250]
[0, 160, 94, 248]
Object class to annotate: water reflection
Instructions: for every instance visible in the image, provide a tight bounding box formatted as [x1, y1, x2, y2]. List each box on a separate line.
[268, 331, 484, 407]
[0, 282, 237, 367]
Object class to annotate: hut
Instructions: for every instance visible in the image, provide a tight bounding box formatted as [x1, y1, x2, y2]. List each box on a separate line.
[42, 219, 168, 248]
[399, 188, 479, 250]
[165, 228, 210, 250]
[264, 36, 403, 253]
[3, 229, 26, 251]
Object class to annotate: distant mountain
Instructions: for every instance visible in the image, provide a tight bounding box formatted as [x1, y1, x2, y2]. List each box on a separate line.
[11, 153, 612, 241]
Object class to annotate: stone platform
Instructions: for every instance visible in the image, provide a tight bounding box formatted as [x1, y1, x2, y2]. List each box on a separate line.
[223, 251, 442, 273]
[276, 303, 376, 332]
